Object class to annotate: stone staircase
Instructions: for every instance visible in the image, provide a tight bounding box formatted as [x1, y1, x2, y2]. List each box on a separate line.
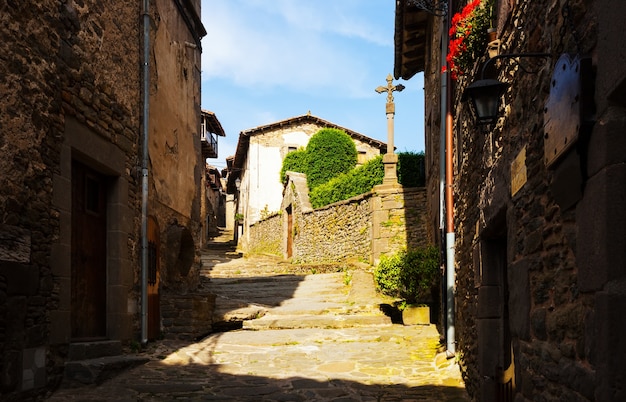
[62, 340, 149, 388]
[201, 230, 393, 333]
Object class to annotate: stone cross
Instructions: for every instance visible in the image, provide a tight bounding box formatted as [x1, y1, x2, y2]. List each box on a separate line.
[375, 74, 404, 185]
[375, 73, 405, 105]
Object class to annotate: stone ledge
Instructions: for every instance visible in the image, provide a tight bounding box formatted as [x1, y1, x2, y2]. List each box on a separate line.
[63, 355, 149, 388]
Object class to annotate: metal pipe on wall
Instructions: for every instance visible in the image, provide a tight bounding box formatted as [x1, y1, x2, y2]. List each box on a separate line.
[444, 0, 456, 356]
[140, 0, 150, 344]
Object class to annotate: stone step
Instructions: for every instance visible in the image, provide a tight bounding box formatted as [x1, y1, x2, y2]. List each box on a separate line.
[68, 340, 122, 361]
[242, 313, 392, 330]
[63, 355, 149, 387]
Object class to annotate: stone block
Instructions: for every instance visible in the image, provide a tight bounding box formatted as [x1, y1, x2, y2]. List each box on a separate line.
[530, 308, 547, 341]
[477, 318, 501, 378]
[49, 310, 71, 344]
[68, 340, 122, 361]
[0, 262, 39, 296]
[21, 347, 46, 391]
[52, 173, 71, 211]
[577, 164, 626, 291]
[1, 350, 20, 392]
[0, 225, 31, 263]
[402, 305, 430, 325]
[586, 115, 626, 179]
[593, 288, 626, 401]
[596, 2, 626, 113]
[50, 243, 71, 277]
[107, 285, 128, 316]
[508, 259, 530, 340]
[108, 313, 133, 340]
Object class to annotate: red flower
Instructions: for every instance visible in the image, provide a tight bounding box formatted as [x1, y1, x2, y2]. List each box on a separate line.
[443, 0, 492, 80]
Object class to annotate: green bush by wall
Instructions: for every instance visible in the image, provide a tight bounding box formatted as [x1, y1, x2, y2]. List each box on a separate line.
[305, 128, 357, 190]
[280, 148, 307, 184]
[309, 156, 384, 208]
[397, 151, 425, 188]
[373, 246, 439, 304]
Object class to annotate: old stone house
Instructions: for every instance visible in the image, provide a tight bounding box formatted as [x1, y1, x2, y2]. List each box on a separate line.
[0, 0, 211, 399]
[200, 110, 227, 245]
[395, 0, 625, 401]
[226, 112, 388, 252]
[203, 163, 226, 241]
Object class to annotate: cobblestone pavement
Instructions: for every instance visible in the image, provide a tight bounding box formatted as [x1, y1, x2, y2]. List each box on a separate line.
[47, 233, 469, 401]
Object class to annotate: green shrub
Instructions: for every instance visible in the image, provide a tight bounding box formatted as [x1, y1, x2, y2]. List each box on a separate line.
[374, 246, 440, 304]
[309, 156, 384, 208]
[305, 128, 357, 190]
[397, 151, 425, 188]
[280, 148, 307, 184]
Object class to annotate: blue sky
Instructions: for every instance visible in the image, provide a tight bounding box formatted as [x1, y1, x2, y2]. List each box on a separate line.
[200, 0, 425, 169]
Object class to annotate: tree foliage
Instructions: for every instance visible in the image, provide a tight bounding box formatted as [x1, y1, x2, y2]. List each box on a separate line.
[309, 156, 384, 208]
[305, 128, 357, 190]
[374, 246, 440, 304]
[279, 148, 307, 184]
[397, 151, 425, 188]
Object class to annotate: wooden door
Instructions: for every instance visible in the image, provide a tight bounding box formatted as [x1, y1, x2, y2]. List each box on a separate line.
[71, 161, 107, 339]
[286, 206, 293, 258]
[147, 216, 160, 340]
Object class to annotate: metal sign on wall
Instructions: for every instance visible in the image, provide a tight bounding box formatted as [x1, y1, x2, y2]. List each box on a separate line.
[543, 54, 584, 167]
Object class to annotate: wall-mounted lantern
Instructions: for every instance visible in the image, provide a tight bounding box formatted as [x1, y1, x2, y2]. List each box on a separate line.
[462, 79, 509, 125]
[463, 53, 551, 126]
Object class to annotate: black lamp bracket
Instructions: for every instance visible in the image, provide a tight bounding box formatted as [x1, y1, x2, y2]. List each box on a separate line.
[480, 53, 551, 80]
[407, 0, 448, 16]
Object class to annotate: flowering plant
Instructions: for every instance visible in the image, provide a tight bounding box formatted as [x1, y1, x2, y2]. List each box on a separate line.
[444, 0, 492, 80]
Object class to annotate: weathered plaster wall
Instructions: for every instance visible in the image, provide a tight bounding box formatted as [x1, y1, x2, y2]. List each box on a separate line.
[149, 0, 204, 292]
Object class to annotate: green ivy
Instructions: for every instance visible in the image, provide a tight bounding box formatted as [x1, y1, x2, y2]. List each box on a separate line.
[280, 148, 307, 184]
[373, 246, 439, 304]
[305, 128, 357, 190]
[309, 156, 384, 208]
[397, 151, 425, 188]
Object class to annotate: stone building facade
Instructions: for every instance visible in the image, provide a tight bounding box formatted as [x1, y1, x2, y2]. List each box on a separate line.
[227, 113, 388, 252]
[395, 0, 626, 400]
[0, 0, 208, 399]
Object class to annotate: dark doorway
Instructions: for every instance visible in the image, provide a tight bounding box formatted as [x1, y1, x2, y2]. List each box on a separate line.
[71, 160, 108, 339]
[478, 226, 515, 401]
[147, 216, 161, 340]
[286, 206, 293, 258]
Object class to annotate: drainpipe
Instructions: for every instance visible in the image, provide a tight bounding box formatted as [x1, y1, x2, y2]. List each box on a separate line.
[443, 0, 456, 357]
[140, 0, 150, 345]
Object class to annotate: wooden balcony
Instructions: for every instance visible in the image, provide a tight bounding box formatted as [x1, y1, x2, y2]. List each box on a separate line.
[201, 110, 225, 159]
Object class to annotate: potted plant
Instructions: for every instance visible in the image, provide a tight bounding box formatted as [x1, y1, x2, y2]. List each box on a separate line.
[444, 0, 494, 80]
[374, 246, 440, 325]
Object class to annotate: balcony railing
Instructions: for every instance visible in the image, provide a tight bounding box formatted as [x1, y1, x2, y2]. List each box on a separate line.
[201, 117, 218, 158]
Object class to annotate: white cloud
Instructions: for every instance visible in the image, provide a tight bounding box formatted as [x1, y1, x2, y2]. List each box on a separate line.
[200, 0, 390, 98]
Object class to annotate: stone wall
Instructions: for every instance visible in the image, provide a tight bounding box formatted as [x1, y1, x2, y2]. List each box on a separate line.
[246, 173, 429, 266]
[160, 292, 216, 341]
[371, 187, 429, 264]
[294, 193, 373, 264]
[248, 213, 283, 256]
[425, 0, 618, 400]
[0, 1, 142, 399]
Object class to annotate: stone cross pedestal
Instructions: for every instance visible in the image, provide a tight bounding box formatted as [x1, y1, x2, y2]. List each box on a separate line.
[375, 74, 404, 185]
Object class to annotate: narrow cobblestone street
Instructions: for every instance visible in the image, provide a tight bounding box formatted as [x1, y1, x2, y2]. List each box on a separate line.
[46, 232, 469, 401]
